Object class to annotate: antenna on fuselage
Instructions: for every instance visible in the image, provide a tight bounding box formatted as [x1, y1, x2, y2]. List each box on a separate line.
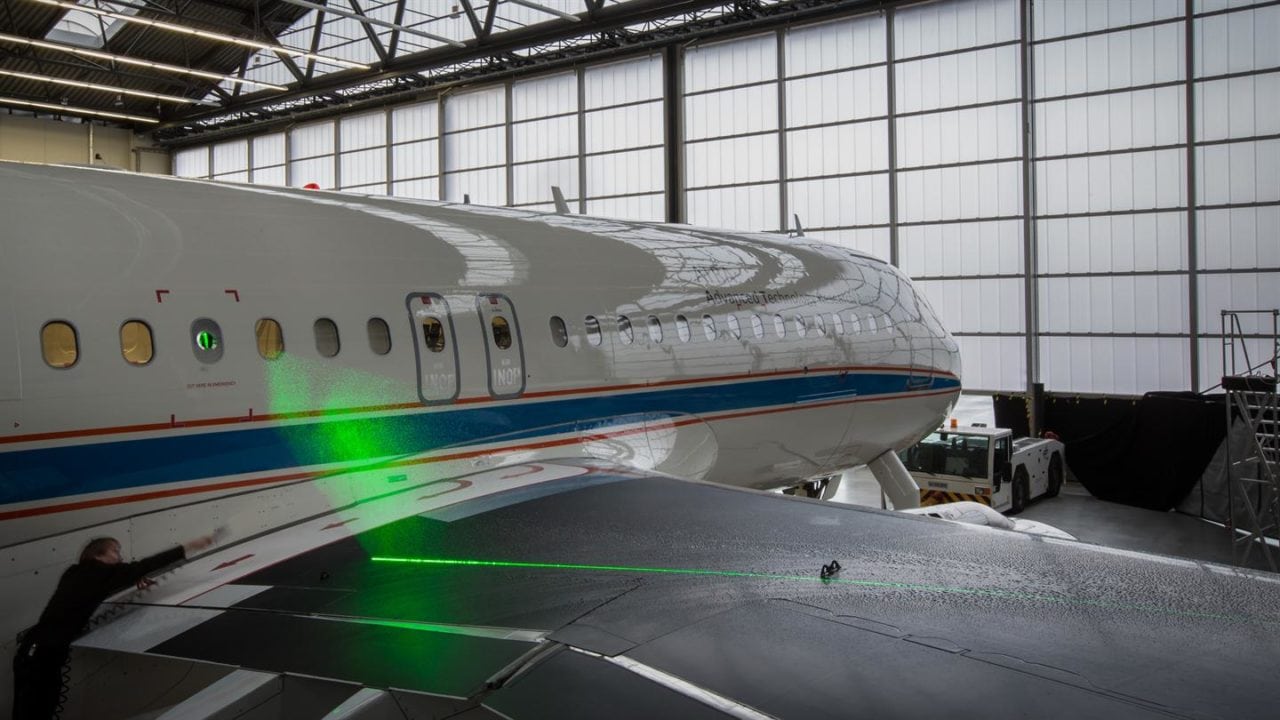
[551, 186, 571, 214]
[790, 214, 805, 238]
[463, 194, 471, 204]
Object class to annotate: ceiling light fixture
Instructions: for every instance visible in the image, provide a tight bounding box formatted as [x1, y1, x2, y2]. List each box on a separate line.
[0, 67, 215, 105]
[28, 0, 370, 70]
[0, 32, 288, 91]
[0, 94, 158, 122]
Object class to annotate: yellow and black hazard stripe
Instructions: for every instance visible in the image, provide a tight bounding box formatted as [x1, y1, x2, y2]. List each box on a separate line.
[919, 490, 991, 507]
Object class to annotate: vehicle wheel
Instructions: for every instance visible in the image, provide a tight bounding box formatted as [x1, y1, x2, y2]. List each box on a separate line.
[1010, 467, 1029, 515]
[1045, 454, 1063, 498]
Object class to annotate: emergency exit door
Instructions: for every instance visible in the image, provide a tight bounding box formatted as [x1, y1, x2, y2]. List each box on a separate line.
[477, 294, 525, 398]
[407, 293, 460, 404]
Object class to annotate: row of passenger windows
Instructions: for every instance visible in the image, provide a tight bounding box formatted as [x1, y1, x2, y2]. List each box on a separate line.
[39, 317, 394, 369]
[547, 310, 894, 348]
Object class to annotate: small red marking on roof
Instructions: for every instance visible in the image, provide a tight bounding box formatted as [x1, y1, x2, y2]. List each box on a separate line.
[212, 554, 255, 571]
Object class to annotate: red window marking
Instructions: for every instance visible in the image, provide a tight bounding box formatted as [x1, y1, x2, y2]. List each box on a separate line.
[211, 554, 255, 571]
[155, 289, 170, 303]
[225, 289, 240, 302]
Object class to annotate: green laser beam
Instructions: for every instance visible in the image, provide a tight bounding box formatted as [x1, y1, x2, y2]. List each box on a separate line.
[370, 556, 1279, 626]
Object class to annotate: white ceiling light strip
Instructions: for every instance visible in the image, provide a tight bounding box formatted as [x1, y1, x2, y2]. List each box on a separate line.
[0, 94, 158, 122]
[0, 32, 288, 91]
[0, 68, 215, 105]
[29, 0, 369, 69]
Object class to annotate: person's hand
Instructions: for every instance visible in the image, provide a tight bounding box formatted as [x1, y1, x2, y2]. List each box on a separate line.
[136, 577, 157, 590]
[183, 534, 215, 555]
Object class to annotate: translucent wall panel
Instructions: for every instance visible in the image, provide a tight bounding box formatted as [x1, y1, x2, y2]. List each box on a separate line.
[585, 148, 663, 198]
[290, 121, 335, 159]
[443, 167, 505, 205]
[514, 159, 579, 206]
[1196, 139, 1280, 206]
[212, 140, 248, 175]
[900, 220, 1023, 277]
[1034, 0, 1183, 41]
[444, 126, 505, 172]
[289, 156, 334, 189]
[915, 278, 1025, 333]
[584, 55, 663, 109]
[1196, 72, 1280, 143]
[808, 228, 891, 262]
[894, 0, 1020, 59]
[1200, 337, 1277, 392]
[897, 103, 1020, 168]
[391, 140, 439, 182]
[585, 102, 663, 152]
[1040, 276, 1188, 334]
[1034, 23, 1184, 99]
[252, 134, 285, 168]
[339, 148, 386, 189]
[954, 335, 1026, 391]
[1037, 213, 1187, 274]
[252, 166, 286, 186]
[684, 34, 776, 93]
[895, 44, 1020, 114]
[1035, 86, 1185, 157]
[687, 185, 780, 231]
[445, 87, 505, 136]
[512, 72, 576, 121]
[174, 147, 209, 178]
[586, 194, 664, 221]
[784, 67, 887, 127]
[787, 121, 888, 178]
[785, 14, 886, 75]
[898, 161, 1022, 222]
[513, 116, 577, 163]
[787, 175, 889, 227]
[1036, 149, 1185, 216]
[392, 178, 439, 200]
[686, 135, 779, 188]
[340, 112, 386, 151]
[1199, 272, 1280, 335]
[685, 84, 779, 140]
[1197, 206, 1280, 270]
[1194, 4, 1280, 78]
[1042, 337, 1189, 394]
[392, 101, 439, 142]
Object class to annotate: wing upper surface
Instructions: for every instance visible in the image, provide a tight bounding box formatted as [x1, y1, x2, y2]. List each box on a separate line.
[76, 460, 1280, 719]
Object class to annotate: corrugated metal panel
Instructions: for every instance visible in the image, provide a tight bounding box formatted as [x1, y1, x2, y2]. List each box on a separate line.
[684, 33, 776, 93]
[512, 72, 576, 121]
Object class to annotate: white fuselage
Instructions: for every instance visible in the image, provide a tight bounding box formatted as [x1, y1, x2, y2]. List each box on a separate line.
[0, 161, 960, 636]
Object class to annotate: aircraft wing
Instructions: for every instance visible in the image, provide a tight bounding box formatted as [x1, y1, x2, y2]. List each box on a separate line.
[73, 460, 1280, 720]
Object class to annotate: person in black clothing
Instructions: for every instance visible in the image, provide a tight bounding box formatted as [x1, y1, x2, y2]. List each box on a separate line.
[12, 534, 214, 720]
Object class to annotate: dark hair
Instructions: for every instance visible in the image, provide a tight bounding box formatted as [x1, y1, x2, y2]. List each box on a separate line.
[80, 537, 119, 563]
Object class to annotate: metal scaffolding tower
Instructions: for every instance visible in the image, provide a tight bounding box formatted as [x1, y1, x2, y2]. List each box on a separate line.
[1220, 309, 1280, 571]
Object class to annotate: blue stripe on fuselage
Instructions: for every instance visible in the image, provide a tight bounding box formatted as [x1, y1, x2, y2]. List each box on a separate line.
[0, 372, 960, 506]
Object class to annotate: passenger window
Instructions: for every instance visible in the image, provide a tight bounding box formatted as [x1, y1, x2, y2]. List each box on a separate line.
[120, 320, 154, 366]
[367, 317, 392, 355]
[794, 314, 807, 338]
[192, 318, 224, 364]
[702, 315, 716, 341]
[773, 314, 786, 338]
[883, 315, 894, 331]
[867, 315, 878, 333]
[314, 318, 340, 357]
[618, 315, 634, 345]
[549, 316, 568, 348]
[726, 314, 741, 339]
[848, 313, 861, 334]
[814, 314, 826, 336]
[831, 313, 844, 335]
[491, 316, 513, 349]
[422, 316, 446, 352]
[751, 314, 765, 339]
[41, 321, 78, 368]
[676, 315, 691, 342]
[647, 315, 663, 343]
[255, 318, 284, 360]
[585, 315, 602, 347]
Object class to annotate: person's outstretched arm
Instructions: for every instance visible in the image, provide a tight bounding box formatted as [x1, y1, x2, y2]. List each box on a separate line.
[102, 534, 215, 593]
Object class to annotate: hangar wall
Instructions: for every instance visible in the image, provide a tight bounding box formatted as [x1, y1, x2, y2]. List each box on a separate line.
[0, 113, 169, 173]
[171, 0, 1280, 397]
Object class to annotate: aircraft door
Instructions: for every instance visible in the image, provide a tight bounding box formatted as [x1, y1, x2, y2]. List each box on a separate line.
[477, 294, 525, 398]
[407, 293, 460, 404]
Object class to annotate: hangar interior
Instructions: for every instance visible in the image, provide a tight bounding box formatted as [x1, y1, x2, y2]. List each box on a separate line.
[3, 0, 1278, 567]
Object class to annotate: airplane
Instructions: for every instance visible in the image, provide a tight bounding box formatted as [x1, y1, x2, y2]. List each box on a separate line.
[1, 161, 1277, 719]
